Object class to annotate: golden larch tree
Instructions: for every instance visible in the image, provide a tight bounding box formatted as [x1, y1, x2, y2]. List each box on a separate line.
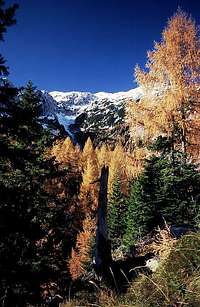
[96, 143, 110, 168]
[127, 10, 200, 158]
[68, 217, 95, 280]
[81, 137, 95, 168]
[69, 139, 99, 280]
[79, 153, 99, 215]
[51, 137, 81, 170]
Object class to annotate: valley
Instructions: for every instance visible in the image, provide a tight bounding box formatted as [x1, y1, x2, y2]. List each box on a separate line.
[40, 87, 143, 146]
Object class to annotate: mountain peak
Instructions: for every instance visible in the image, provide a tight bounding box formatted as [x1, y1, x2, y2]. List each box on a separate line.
[49, 87, 142, 103]
[40, 87, 143, 145]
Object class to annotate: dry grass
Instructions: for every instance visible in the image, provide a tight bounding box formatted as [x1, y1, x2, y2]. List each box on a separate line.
[60, 290, 122, 307]
[124, 232, 200, 306]
[61, 232, 200, 307]
[140, 225, 176, 259]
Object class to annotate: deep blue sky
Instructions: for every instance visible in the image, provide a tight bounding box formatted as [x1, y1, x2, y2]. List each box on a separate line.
[1, 0, 200, 92]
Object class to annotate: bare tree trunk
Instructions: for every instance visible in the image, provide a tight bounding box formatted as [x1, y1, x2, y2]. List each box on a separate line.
[95, 166, 112, 270]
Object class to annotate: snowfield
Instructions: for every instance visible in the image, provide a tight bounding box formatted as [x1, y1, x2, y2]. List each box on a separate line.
[40, 87, 143, 143]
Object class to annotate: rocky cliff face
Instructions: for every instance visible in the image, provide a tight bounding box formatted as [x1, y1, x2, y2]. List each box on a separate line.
[39, 87, 143, 146]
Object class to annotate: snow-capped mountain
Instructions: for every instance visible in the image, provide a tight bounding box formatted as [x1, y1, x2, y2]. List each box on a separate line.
[40, 87, 143, 145]
[49, 87, 142, 116]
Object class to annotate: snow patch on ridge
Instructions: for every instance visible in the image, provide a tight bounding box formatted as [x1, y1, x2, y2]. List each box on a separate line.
[95, 87, 143, 101]
[41, 87, 143, 142]
[49, 87, 143, 106]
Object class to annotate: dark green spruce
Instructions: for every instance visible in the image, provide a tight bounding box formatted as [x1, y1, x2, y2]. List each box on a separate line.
[107, 174, 126, 250]
[124, 137, 200, 250]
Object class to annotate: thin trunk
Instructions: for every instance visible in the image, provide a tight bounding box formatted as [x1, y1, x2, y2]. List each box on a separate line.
[95, 166, 112, 269]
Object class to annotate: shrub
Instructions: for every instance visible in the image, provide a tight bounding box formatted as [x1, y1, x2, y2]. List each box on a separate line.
[124, 232, 200, 306]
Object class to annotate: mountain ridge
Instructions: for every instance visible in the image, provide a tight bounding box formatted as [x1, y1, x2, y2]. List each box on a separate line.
[40, 87, 143, 145]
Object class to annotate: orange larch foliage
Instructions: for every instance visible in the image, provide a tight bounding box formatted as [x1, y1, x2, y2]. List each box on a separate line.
[51, 137, 81, 170]
[127, 10, 200, 160]
[108, 144, 125, 196]
[81, 137, 95, 168]
[68, 138, 100, 280]
[48, 137, 82, 198]
[95, 142, 146, 198]
[79, 156, 99, 214]
[96, 143, 110, 169]
[68, 217, 95, 280]
[79, 137, 100, 215]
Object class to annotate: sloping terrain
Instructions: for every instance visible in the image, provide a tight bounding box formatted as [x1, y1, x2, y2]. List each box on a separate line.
[40, 87, 142, 145]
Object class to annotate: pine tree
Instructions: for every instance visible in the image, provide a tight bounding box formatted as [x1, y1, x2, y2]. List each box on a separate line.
[123, 153, 161, 249]
[123, 140, 200, 250]
[158, 151, 200, 225]
[18, 81, 41, 120]
[0, 1, 18, 132]
[107, 174, 125, 250]
[0, 81, 54, 304]
[0, 2, 85, 304]
[0, 1, 18, 76]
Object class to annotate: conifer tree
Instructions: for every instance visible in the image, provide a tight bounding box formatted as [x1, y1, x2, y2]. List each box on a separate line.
[0, 1, 18, 123]
[123, 141, 200, 250]
[0, 0, 18, 76]
[62, 136, 75, 156]
[0, 81, 54, 304]
[127, 10, 200, 158]
[107, 174, 125, 250]
[81, 137, 96, 168]
[18, 81, 41, 120]
[52, 136, 81, 172]
[123, 158, 160, 248]
[108, 144, 124, 196]
[79, 154, 99, 215]
[96, 143, 110, 168]
[68, 217, 95, 280]
[69, 138, 100, 280]
[0, 2, 84, 304]
[79, 137, 99, 215]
